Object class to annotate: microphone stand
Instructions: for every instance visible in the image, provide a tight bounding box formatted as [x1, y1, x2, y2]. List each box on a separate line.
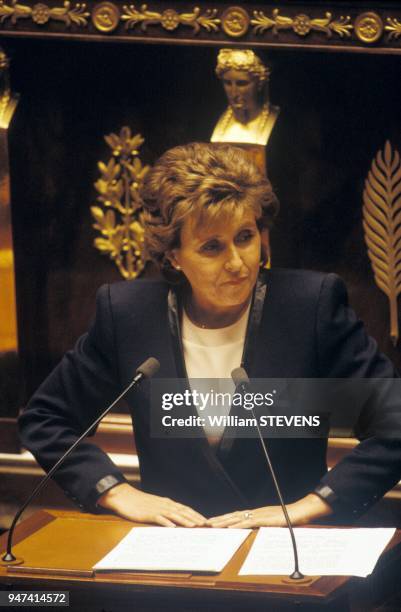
[2, 358, 159, 565]
[232, 368, 304, 580]
[250, 404, 304, 580]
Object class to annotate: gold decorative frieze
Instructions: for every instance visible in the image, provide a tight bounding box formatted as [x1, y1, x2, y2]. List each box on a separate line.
[91, 1, 119, 32]
[0, 1, 400, 51]
[121, 4, 220, 34]
[354, 12, 383, 44]
[0, 0, 89, 26]
[363, 141, 401, 346]
[251, 9, 353, 38]
[221, 6, 249, 38]
[91, 127, 149, 280]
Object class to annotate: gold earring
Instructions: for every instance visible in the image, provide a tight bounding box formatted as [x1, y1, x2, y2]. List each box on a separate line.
[263, 255, 271, 270]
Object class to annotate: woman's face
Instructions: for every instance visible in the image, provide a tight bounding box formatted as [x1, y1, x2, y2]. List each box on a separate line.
[171, 207, 261, 314]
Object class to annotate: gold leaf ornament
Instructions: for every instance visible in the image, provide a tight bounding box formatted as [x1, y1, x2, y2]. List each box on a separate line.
[121, 4, 220, 34]
[0, 0, 89, 26]
[385, 17, 401, 41]
[91, 127, 149, 280]
[363, 141, 401, 346]
[251, 9, 352, 38]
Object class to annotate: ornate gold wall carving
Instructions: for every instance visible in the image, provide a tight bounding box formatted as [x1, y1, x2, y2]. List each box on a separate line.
[354, 12, 383, 44]
[0, 48, 18, 353]
[91, 1, 119, 32]
[251, 10, 353, 39]
[0, 2, 401, 53]
[0, 0, 89, 26]
[386, 17, 401, 40]
[363, 141, 401, 346]
[91, 127, 149, 280]
[221, 6, 249, 38]
[121, 5, 220, 33]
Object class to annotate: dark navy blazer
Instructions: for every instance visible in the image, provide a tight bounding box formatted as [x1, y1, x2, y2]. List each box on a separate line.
[18, 269, 401, 519]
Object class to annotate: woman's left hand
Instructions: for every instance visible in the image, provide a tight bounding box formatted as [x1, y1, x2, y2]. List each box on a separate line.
[207, 493, 332, 529]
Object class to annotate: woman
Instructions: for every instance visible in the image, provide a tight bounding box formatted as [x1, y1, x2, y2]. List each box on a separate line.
[19, 143, 400, 529]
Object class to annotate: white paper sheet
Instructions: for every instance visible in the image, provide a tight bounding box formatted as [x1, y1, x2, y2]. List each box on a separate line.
[94, 527, 251, 573]
[239, 527, 396, 577]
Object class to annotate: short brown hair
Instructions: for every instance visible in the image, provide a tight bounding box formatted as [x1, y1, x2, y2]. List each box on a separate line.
[141, 142, 279, 280]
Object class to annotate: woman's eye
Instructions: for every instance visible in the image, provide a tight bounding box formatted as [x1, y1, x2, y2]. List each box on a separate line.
[200, 240, 222, 254]
[236, 230, 255, 244]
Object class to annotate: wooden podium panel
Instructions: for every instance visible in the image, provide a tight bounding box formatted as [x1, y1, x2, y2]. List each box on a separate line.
[1, 510, 401, 612]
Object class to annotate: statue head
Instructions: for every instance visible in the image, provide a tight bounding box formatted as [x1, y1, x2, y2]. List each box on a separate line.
[215, 49, 270, 122]
[216, 49, 270, 86]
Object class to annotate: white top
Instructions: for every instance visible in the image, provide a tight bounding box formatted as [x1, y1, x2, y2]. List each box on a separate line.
[181, 305, 250, 446]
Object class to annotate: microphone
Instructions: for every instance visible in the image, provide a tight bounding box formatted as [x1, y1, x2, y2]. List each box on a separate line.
[1, 357, 160, 565]
[231, 367, 304, 580]
[136, 357, 160, 380]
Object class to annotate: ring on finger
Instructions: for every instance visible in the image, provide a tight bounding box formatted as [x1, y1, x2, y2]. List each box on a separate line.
[244, 511, 253, 520]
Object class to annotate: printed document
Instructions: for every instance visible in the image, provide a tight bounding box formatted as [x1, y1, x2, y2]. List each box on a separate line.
[94, 527, 251, 572]
[239, 527, 396, 577]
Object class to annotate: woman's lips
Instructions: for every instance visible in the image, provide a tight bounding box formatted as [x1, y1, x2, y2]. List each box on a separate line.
[223, 277, 248, 285]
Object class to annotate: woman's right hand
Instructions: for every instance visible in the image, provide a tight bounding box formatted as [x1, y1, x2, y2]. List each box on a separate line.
[97, 483, 207, 527]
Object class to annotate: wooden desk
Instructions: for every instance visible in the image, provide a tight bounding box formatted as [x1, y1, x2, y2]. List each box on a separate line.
[1, 510, 400, 612]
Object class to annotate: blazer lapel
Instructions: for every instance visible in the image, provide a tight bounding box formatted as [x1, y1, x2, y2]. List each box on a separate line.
[217, 273, 269, 461]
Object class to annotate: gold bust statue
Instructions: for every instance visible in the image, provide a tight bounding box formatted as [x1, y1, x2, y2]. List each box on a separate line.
[211, 49, 279, 146]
